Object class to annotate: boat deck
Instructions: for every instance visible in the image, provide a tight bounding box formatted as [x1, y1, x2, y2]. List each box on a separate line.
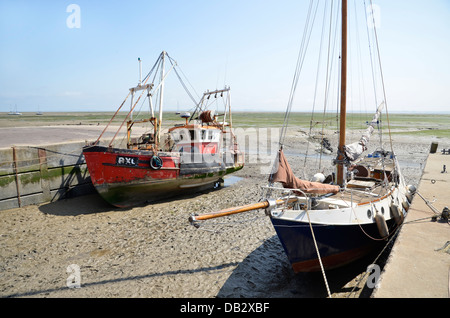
[338, 183, 393, 206]
[334, 154, 397, 205]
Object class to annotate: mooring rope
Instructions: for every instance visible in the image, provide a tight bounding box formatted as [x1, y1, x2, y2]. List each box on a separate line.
[347, 223, 401, 297]
[305, 210, 332, 298]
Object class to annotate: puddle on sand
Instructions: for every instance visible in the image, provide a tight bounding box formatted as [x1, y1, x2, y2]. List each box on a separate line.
[223, 175, 243, 187]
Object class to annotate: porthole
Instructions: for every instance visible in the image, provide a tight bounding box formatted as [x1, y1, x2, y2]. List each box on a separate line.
[381, 207, 385, 215]
[367, 209, 372, 219]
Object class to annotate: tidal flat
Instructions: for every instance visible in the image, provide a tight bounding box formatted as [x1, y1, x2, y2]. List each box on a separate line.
[2, 111, 450, 132]
[0, 111, 449, 299]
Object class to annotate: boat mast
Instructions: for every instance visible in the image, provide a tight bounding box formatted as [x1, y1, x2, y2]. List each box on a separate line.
[157, 51, 166, 145]
[337, 0, 348, 187]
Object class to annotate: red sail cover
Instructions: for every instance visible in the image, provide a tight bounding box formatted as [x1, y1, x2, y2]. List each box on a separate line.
[271, 150, 339, 195]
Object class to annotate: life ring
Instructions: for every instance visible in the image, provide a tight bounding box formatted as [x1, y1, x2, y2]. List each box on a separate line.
[150, 156, 163, 170]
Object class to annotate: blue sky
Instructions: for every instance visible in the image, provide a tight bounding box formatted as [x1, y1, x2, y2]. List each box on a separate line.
[1, 0, 449, 113]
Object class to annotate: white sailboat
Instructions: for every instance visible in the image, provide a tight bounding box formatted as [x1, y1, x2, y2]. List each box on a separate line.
[8, 105, 22, 115]
[190, 0, 416, 277]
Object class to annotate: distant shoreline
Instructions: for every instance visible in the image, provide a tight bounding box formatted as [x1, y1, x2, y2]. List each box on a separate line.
[2, 110, 450, 116]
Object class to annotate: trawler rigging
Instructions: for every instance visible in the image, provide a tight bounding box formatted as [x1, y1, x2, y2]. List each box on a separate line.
[83, 51, 244, 208]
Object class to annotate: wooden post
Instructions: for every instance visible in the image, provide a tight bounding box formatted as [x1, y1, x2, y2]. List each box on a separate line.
[38, 148, 51, 201]
[12, 147, 21, 207]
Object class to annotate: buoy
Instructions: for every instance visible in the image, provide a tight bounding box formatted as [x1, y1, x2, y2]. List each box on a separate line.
[375, 210, 389, 238]
[390, 204, 404, 225]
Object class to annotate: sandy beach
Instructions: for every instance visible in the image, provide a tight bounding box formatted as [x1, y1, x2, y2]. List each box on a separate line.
[0, 123, 444, 298]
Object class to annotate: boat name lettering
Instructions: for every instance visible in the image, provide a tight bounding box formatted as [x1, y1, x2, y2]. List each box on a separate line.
[116, 156, 138, 166]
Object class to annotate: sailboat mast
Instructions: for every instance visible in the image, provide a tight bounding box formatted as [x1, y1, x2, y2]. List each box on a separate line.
[337, 0, 348, 187]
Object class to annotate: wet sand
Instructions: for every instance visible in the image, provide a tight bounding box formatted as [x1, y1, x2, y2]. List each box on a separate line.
[0, 126, 441, 298]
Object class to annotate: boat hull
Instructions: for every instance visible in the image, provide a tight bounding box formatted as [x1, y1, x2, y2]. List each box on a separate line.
[270, 217, 396, 272]
[83, 145, 243, 207]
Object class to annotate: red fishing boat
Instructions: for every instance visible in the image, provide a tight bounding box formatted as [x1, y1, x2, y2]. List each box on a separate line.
[83, 52, 244, 207]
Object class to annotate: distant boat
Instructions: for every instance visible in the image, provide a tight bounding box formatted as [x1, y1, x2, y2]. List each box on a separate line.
[83, 51, 244, 208]
[8, 105, 22, 115]
[36, 106, 43, 115]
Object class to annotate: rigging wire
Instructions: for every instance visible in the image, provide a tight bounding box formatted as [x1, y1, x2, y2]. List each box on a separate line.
[166, 53, 200, 107]
[279, 0, 320, 148]
[352, 0, 369, 127]
[303, 0, 331, 178]
[363, 0, 384, 152]
[303, 0, 340, 176]
[319, 0, 340, 170]
[363, 0, 379, 109]
[141, 51, 164, 84]
[368, 0, 394, 153]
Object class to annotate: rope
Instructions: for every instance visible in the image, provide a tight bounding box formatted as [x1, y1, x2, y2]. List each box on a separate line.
[347, 224, 400, 297]
[305, 210, 332, 298]
[347, 208, 449, 297]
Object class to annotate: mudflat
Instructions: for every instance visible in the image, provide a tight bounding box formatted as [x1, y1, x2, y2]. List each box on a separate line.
[0, 112, 448, 298]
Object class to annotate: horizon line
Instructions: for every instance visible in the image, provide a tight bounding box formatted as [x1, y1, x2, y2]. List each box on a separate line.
[2, 110, 450, 115]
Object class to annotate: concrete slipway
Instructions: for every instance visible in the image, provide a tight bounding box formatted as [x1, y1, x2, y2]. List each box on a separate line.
[373, 151, 450, 298]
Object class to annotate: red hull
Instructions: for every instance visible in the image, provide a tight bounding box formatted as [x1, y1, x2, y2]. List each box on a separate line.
[83, 145, 243, 207]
